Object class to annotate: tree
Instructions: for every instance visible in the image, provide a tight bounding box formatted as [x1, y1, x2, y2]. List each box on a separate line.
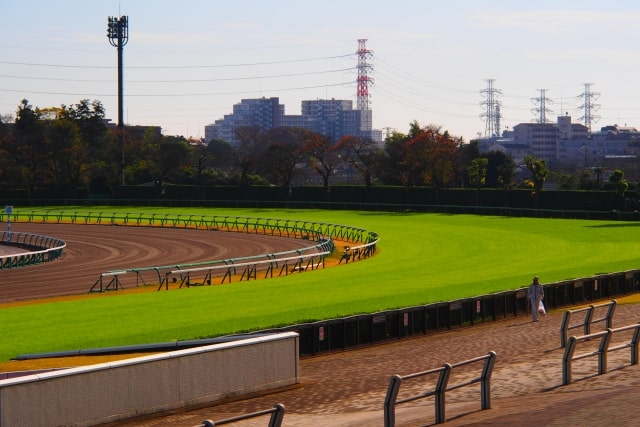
[485, 151, 515, 189]
[524, 155, 549, 208]
[11, 99, 50, 193]
[468, 157, 488, 205]
[608, 169, 629, 196]
[47, 118, 89, 192]
[455, 140, 480, 187]
[471, 160, 487, 185]
[334, 135, 381, 187]
[302, 132, 339, 199]
[234, 125, 266, 188]
[381, 130, 410, 186]
[260, 127, 308, 190]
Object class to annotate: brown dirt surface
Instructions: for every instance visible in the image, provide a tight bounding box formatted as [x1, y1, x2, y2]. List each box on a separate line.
[2, 223, 640, 426]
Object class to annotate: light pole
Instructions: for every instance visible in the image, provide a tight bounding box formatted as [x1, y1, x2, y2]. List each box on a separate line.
[107, 15, 129, 186]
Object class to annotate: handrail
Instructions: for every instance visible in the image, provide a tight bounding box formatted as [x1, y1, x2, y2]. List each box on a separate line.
[0, 231, 67, 270]
[384, 351, 496, 426]
[562, 323, 640, 385]
[197, 403, 285, 427]
[560, 300, 617, 347]
[162, 251, 331, 289]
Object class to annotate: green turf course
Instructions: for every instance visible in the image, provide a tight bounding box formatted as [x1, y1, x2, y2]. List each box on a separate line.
[1, 206, 640, 362]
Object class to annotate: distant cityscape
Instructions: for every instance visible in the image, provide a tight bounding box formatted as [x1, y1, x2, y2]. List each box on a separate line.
[477, 115, 640, 170]
[204, 97, 382, 148]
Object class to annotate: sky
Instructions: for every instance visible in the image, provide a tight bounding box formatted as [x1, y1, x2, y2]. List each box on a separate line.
[2, 0, 640, 142]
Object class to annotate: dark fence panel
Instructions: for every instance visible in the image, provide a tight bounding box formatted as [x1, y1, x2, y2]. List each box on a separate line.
[276, 270, 640, 358]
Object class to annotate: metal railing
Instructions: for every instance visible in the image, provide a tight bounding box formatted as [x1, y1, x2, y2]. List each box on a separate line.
[1, 209, 377, 244]
[383, 351, 496, 426]
[0, 209, 378, 292]
[0, 231, 66, 269]
[158, 251, 331, 291]
[562, 323, 640, 385]
[197, 404, 285, 427]
[559, 300, 617, 347]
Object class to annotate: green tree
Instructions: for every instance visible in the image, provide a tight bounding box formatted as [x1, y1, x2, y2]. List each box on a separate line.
[260, 127, 308, 190]
[608, 169, 629, 196]
[234, 125, 267, 188]
[524, 155, 549, 208]
[11, 99, 50, 193]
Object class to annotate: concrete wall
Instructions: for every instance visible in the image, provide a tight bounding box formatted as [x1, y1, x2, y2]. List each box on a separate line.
[0, 332, 299, 427]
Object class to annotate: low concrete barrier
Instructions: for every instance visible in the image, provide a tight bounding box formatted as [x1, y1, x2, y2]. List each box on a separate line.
[0, 332, 299, 427]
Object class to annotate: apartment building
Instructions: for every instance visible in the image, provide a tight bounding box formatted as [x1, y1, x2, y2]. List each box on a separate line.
[204, 97, 381, 147]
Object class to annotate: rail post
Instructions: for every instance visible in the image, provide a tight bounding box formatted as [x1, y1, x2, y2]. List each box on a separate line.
[434, 363, 452, 424]
[480, 351, 497, 409]
[562, 336, 578, 385]
[383, 375, 402, 427]
[560, 310, 572, 348]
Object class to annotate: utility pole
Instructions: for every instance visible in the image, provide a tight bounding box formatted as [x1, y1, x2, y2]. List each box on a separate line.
[578, 83, 600, 133]
[480, 79, 502, 137]
[107, 15, 129, 186]
[356, 39, 373, 111]
[531, 89, 553, 123]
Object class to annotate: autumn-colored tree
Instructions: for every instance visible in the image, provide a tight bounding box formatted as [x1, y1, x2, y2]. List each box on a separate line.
[404, 125, 459, 191]
[334, 135, 381, 187]
[302, 132, 339, 199]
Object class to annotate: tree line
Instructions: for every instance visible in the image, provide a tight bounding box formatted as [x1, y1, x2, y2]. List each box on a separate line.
[0, 98, 627, 200]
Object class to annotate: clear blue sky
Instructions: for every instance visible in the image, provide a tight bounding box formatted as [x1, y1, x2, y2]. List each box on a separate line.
[2, 0, 639, 142]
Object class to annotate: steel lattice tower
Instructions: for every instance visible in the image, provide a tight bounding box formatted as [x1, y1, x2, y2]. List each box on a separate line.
[356, 39, 373, 111]
[578, 83, 600, 133]
[480, 79, 502, 137]
[531, 89, 553, 123]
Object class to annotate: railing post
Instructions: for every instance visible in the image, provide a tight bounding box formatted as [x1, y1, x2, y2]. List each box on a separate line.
[562, 336, 578, 385]
[383, 374, 402, 427]
[560, 311, 572, 348]
[631, 325, 640, 365]
[480, 351, 497, 410]
[434, 364, 452, 424]
[584, 305, 595, 335]
[598, 329, 613, 375]
[605, 300, 617, 329]
[268, 403, 286, 427]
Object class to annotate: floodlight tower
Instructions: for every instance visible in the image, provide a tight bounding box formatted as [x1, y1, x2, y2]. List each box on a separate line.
[107, 15, 129, 185]
[356, 39, 373, 111]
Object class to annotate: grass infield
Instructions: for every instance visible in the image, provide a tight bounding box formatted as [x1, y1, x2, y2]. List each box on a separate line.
[1, 206, 640, 363]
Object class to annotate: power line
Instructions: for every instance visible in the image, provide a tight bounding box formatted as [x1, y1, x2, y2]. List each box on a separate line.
[0, 67, 355, 84]
[0, 53, 356, 70]
[0, 81, 354, 98]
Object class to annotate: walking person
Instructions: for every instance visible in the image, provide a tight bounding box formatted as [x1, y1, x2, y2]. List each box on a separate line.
[527, 276, 544, 322]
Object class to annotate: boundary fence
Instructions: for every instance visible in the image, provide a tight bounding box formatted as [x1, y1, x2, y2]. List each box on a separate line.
[559, 300, 617, 347]
[0, 209, 379, 292]
[562, 323, 640, 385]
[383, 351, 496, 426]
[0, 231, 66, 269]
[198, 404, 285, 427]
[265, 272, 640, 357]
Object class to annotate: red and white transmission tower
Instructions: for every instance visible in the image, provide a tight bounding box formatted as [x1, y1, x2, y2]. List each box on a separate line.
[356, 39, 373, 111]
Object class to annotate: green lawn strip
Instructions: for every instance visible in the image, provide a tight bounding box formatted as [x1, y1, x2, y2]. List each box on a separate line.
[1, 206, 640, 362]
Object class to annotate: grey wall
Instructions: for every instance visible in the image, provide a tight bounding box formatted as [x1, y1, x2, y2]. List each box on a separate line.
[0, 332, 299, 427]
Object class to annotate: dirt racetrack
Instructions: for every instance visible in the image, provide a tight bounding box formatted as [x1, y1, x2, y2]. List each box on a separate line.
[0, 223, 312, 303]
[2, 223, 640, 426]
